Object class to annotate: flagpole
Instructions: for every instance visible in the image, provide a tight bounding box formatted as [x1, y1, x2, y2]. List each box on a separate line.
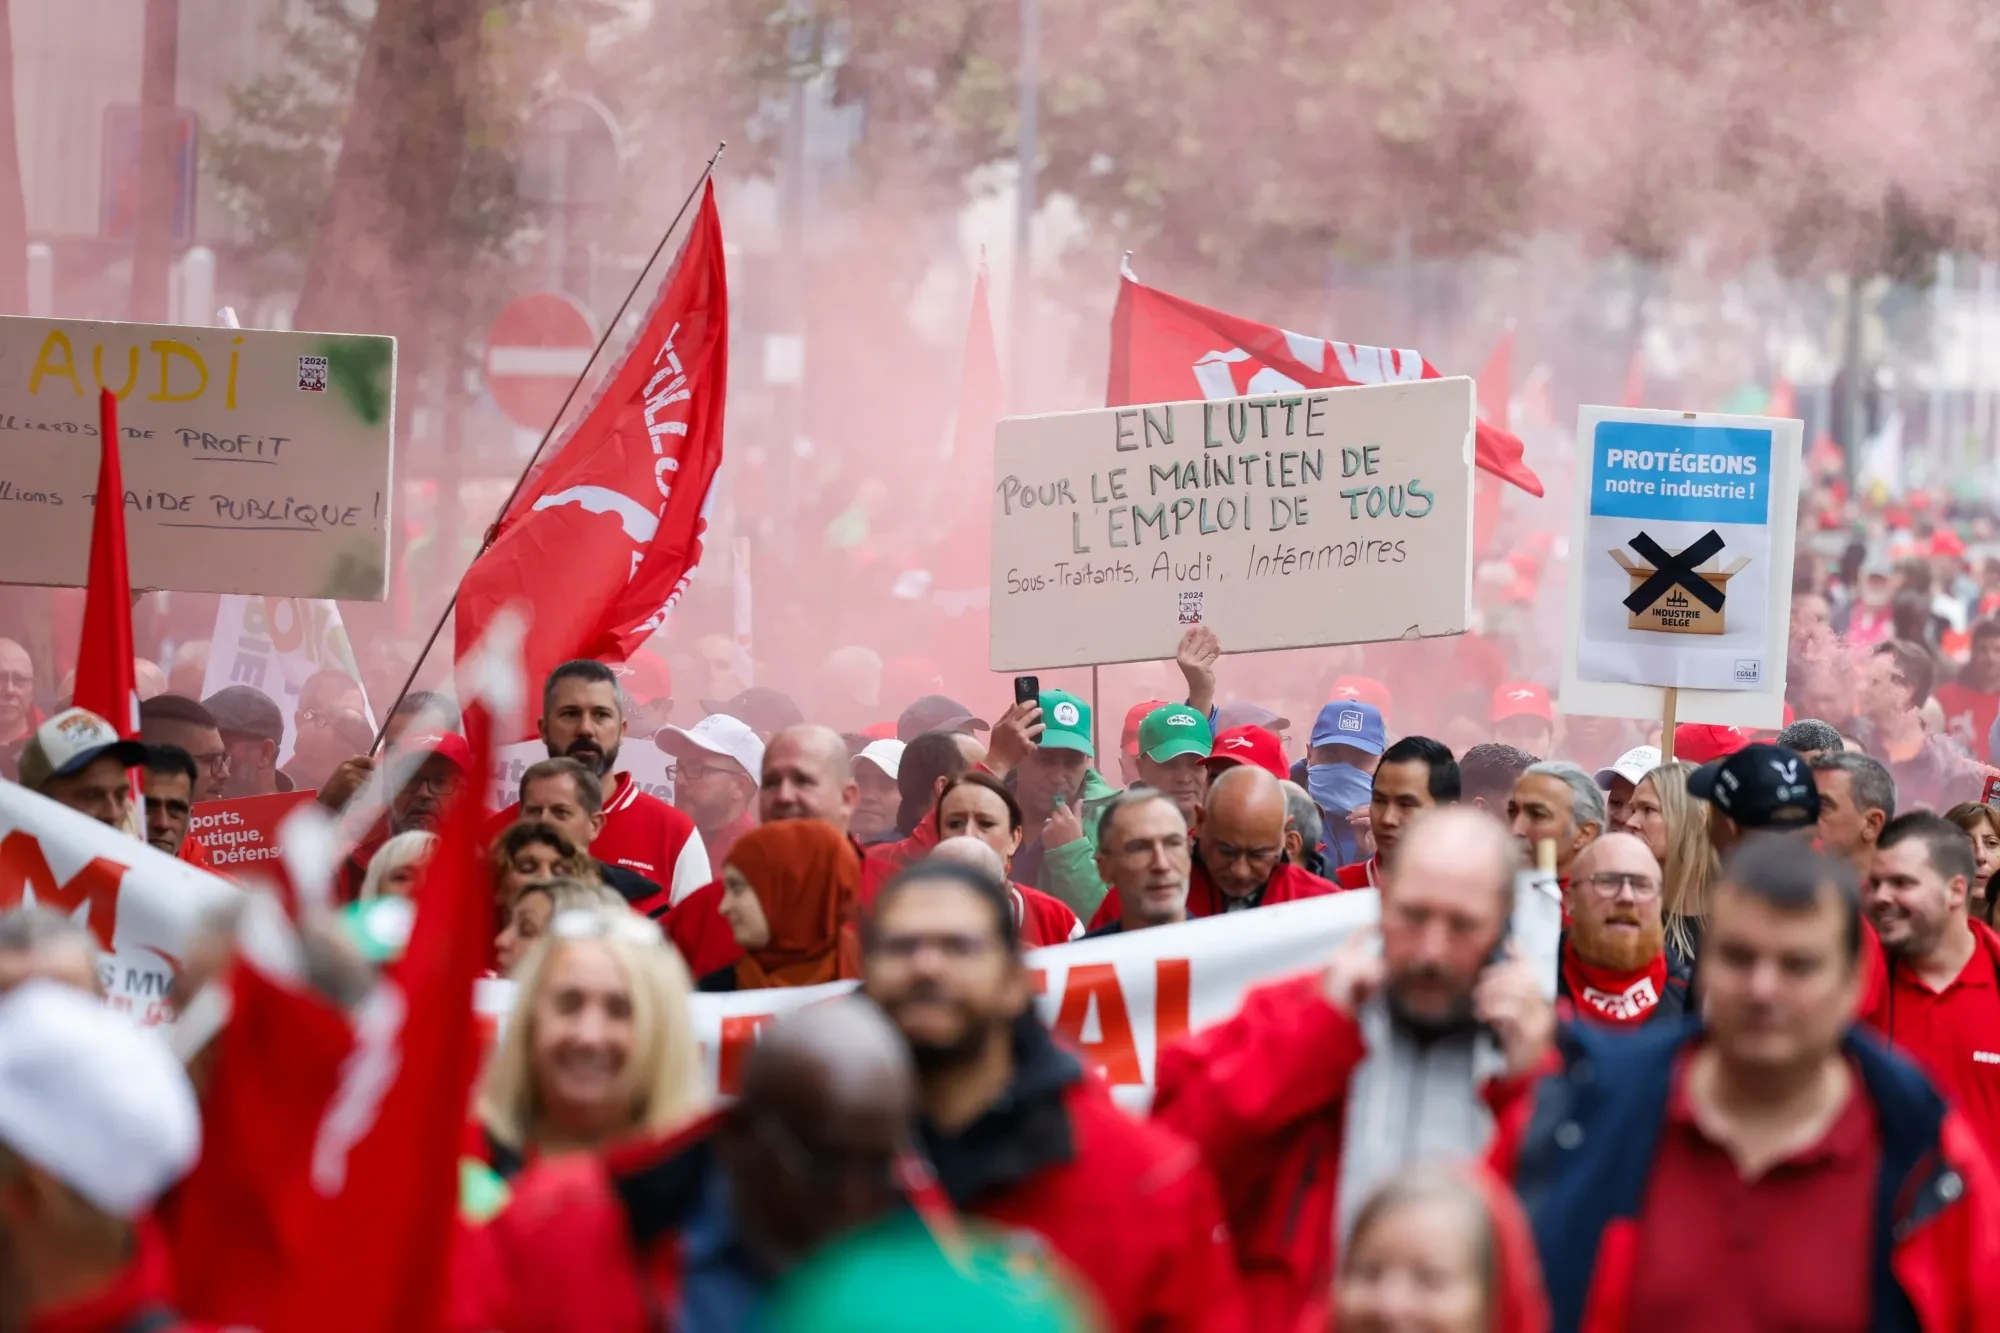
[368, 141, 727, 754]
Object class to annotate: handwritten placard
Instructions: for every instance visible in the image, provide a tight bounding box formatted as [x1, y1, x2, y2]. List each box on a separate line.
[0, 316, 395, 598]
[988, 378, 1474, 669]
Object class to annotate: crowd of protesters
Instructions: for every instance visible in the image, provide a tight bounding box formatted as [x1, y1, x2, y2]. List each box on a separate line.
[9, 502, 2000, 1328]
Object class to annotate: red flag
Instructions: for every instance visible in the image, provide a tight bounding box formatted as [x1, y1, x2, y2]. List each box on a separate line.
[1106, 270, 1542, 497]
[1473, 329, 1514, 559]
[267, 616, 522, 1333]
[456, 181, 728, 725]
[74, 388, 137, 736]
[1621, 346, 1646, 409]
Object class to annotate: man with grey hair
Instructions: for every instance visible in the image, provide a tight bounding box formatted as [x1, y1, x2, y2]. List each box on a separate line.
[1279, 780, 1328, 877]
[1088, 787, 1192, 935]
[1811, 751, 1897, 880]
[1776, 717, 1844, 762]
[0, 907, 102, 996]
[1507, 760, 1605, 883]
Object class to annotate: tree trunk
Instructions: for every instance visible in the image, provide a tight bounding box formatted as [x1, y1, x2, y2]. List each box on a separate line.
[293, 0, 484, 341]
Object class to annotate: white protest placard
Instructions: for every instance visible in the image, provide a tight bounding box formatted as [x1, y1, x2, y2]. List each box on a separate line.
[988, 379, 1474, 670]
[0, 315, 395, 598]
[1559, 406, 1802, 726]
[488, 736, 675, 813]
[202, 595, 376, 763]
[0, 779, 240, 1024]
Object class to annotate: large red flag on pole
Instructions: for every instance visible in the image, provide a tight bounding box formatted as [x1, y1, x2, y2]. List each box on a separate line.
[1106, 268, 1543, 498]
[74, 388, 138, 737]
[267, 612, 524, 1333]
[455, 182, 729, 721]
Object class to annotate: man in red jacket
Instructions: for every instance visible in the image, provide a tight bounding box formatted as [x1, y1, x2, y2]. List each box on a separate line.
[496, 660, 708, 907]
[1152, 805, 1555, 1333]
[863, 859, 1244, 1333]
[1864, 811, 2000, 1162]
[450, 997, 919, 1333]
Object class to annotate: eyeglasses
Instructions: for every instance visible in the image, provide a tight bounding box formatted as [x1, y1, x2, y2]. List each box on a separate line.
[191, 750, 231, 774]
[411, 769, 464, 797]
[678, 760, 745, 783]
[1581, 871, 1662, 901]
[1208, 842, 1285, 870]
[0, 673, 32, 693]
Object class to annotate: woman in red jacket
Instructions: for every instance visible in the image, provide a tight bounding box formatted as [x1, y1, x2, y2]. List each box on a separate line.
[1326, 1165, 1549, 1333]
[936, 771, 1082, 947]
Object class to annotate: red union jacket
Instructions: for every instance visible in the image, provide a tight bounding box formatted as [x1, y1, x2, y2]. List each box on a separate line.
[1088, 855, 1336, 930]
[1151, 973, 1541, 1333]
[926, 1015, 1246, 1333]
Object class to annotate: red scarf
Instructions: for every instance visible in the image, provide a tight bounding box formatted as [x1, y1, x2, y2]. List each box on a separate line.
[1561, 942, 1667, 1026]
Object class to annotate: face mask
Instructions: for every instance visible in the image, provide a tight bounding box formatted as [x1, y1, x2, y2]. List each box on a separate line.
[1307, 762, 1373, 815]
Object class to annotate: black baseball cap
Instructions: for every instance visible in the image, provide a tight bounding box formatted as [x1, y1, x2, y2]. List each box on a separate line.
[896, 694, 989, 743]
[1687, 742, 1821, 830]
[697, 687, 803, 737]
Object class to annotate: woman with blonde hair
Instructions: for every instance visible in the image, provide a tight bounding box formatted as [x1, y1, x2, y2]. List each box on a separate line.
[359, 830, 437, 901]
[1615, 761, 1715, 966]
[471, 904, 704, 1180]
[494, 874, 626, 975]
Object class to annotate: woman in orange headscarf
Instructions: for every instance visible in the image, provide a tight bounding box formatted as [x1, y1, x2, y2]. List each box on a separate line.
[698, 818, 861, 991]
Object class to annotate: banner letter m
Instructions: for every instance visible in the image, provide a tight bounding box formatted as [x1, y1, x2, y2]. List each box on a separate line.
[0, 831, 127, 950]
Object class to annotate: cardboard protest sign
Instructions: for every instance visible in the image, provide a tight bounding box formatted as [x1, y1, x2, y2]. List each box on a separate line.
[0, 778, 239, 1023]
[1560, 406, 1801, 727]
[191, 790, 318, 872]
[488, 738, 675, 813]
[0, 316, 395, 598]
[987, 379, 1474, 670]
[201, 595, 376, 765]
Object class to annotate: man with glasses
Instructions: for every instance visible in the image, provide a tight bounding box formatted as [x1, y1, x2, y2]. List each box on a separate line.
[285, 667, 374, 792]
[1560, 831, 1689, 1027]
[861, 859, 1243, 1332]
[1191, 765, 1334, 919]
[138, 695, 231, 802]
[334, 731, 470, 902]
[0, 638, 38, 781]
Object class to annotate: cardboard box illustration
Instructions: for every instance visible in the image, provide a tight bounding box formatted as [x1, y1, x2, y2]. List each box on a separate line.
[1609, 545, 1749, 636]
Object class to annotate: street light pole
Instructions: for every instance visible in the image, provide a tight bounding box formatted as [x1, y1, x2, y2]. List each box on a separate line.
[132, 0, 179, 323]
[1010, 0, 1038, 413]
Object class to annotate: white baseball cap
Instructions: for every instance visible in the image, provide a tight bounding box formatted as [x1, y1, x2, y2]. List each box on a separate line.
[0, 981, 200, 1218]
[655, 713, 765, 780]
[854, 738, 905, 781]
[1595, 744, 1662, 791]
[17, 706, 149, 791]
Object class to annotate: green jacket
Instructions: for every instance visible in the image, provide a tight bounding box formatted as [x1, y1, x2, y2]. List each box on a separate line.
[1032, 767, 1120, 922]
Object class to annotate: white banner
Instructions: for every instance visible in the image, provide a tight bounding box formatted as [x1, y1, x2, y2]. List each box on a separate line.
[488, 737, 674, 812]
[0, 779, 240, 1024]
[479, 891, 1384, 1107]
[201, 594, 376, 764]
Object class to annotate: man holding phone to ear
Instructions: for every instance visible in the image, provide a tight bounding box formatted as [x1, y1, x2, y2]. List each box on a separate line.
[1152, 804, 1555, 1333]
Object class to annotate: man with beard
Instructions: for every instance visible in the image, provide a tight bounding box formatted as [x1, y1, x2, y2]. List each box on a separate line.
[1085, 788, 1192, 936]
[862, 860, 1243, 1332]
[1560, 833, 1689, 1026]
[0, 982, 203, 1333]
[1153, 806, 1555, 1332]
[1936, 620, 2000, 760]
[203, 685, 292, 796]
[450, 997, 918, 1333]
[1520, 837, 2000, 1331]
[498, 660, 707, 908]
[1862, 812, 2000, 1161]
[665, 724, 860, 975]
[334, 730, 470, 901]
[1335, 736, 1458, 889]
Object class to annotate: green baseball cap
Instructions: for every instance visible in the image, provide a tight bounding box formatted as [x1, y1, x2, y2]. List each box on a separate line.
[1036, 689, 1093, 756]
[1137, 704, 1212, 762]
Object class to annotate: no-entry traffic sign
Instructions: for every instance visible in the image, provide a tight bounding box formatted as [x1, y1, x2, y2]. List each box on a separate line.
[484, 292, 596, 429]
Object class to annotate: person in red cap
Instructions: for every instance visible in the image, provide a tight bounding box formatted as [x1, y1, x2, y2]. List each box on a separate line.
[1334, 737, 1459, 890]
[1117, 699, 1170, 787]
[1671, 723, 1752, 766]
[1203, 725, 1289, 782]
[1490, 683, 1554, 757]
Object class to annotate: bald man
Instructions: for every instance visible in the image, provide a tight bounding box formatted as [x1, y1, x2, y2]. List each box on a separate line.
[666, 722, 863, 977]
[927, 835, 1083, 947]
[1154, 805, 1556, 1330]
[1166, 765, 1337, 920]
[455, 997, 915, 1330]
[1560, 831, 1689, 1027]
